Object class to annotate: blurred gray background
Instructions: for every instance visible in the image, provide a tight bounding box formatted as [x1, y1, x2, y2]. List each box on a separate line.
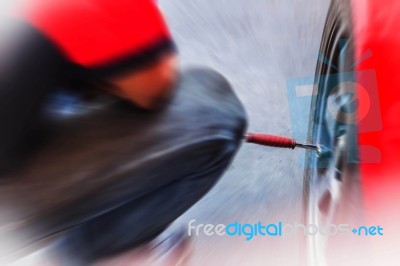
[160, 0, 330, 265]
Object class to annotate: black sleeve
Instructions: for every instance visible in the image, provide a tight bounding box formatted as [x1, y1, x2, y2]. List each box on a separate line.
[0, 21, 66, 173]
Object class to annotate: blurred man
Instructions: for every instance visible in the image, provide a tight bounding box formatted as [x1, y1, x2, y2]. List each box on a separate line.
[0, 0, 246, 265]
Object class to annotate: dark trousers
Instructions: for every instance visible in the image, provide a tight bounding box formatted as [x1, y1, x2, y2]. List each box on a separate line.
[0, 68, 247, 265]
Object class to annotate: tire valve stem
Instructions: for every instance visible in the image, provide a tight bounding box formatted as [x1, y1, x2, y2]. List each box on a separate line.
[244, 133, 321, 157]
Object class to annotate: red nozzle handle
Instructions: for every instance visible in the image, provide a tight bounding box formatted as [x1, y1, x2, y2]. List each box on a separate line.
[245, 133, 296, 149]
